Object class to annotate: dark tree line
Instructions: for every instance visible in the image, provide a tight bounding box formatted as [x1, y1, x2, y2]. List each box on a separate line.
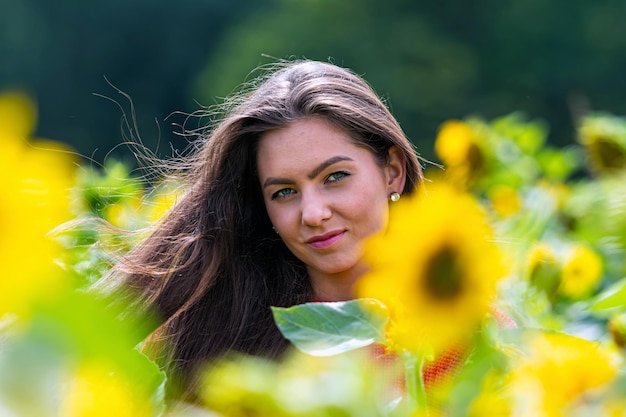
[2, 0, 625, 163]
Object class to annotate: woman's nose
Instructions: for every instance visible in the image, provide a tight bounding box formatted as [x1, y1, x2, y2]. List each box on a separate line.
[301, 193, 332, 226]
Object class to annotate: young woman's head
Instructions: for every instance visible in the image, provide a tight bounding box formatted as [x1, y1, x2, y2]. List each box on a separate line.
[188, 60, 423, 300]
[106, 59, 423, 399]
[257, 117, 407, 301]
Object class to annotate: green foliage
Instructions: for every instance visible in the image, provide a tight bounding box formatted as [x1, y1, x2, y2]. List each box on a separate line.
[198, 351, 391, 417]
[0, 291, 165, 416]
[590, 278, 626, 317]
[76, 160, 143, 219]
[272, 299, 389, 356]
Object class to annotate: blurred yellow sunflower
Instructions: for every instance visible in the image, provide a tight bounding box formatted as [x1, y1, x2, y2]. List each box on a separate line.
[487, 185, 522, 217]
[103, 199, 142, 229]
[0, 91, 76, 317]
[357, 183, 505, 355]
[608, 312, 626, 350]
[558, 244, 603, 299]
[59, 360, 153, 417]
[578, 114, 626, 175]
[525, 242, 561, 298]
[509, 331, 617, 417]
[434, 120, 486, 187]
[145, 180, 184, 224]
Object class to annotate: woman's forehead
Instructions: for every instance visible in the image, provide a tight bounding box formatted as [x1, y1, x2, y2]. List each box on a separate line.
[256, 118, 377, 179]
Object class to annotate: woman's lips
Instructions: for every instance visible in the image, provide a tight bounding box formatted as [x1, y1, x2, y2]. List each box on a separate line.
[306, 231, 346, 249]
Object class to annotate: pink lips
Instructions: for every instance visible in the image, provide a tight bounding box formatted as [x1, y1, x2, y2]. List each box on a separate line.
[306, 230, 346, 249]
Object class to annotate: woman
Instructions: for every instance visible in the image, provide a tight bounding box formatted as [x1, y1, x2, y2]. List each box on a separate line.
[99, 59, 424, 399]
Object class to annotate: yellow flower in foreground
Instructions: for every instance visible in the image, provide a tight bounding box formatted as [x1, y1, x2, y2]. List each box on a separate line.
[357, 184, 505, 355]
[602, 399, 626, 417]
[509, 332, 617, 417]
[558, 244, 603, 299]
[0, 92, 75, 317]
[59, 361, 153, 417]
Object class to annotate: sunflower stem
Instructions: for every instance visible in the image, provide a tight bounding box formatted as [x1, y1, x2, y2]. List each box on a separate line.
[402, 352, 428, 413]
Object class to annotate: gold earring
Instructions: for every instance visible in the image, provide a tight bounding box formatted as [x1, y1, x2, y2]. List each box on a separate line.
[389, 192, 400, 202]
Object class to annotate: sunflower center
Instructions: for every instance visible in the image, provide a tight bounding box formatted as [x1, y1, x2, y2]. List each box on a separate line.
[466, 142, 484, 174]
[593, 138, 626, 171]
[423, 245, 464, 300]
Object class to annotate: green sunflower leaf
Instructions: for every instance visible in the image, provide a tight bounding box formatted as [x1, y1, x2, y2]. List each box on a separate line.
[271, 298, 389, 356]
[588, 277, 626, 316]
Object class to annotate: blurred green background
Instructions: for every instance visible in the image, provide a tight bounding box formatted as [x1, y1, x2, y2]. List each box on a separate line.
[1, 0, 625, 164]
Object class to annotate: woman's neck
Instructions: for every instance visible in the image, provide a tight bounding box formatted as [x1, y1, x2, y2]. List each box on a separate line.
[308, 263, 368, 302]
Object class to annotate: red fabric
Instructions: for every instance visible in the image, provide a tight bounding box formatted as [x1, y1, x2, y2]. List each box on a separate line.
[422, 305, 517, 388]
[423, 339, 469, 388]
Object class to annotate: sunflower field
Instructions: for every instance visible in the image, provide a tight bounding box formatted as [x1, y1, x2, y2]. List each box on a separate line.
[1, 89, 626, 417]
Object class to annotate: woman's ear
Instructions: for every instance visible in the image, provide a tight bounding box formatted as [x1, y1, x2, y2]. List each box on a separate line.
[386, 146, 407, 194]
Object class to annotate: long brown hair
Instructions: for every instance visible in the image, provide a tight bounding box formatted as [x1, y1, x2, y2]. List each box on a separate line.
[98, 59, 423, 399]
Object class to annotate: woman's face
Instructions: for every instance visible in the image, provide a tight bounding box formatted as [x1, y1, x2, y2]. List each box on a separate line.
[257, 117, 405, 298]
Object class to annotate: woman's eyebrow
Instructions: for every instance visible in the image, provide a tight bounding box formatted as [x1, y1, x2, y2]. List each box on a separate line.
[307, 155, 354, 179]
[263, 176, 292, 189]
[262, 155, 354, 189]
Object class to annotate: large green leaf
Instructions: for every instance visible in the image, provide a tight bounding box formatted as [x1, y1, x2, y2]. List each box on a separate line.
[588, 277, 626, 317]
[271, 298, 389, 356]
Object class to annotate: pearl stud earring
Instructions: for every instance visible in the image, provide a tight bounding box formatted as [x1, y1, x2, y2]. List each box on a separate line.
[389, 192, 400, 202]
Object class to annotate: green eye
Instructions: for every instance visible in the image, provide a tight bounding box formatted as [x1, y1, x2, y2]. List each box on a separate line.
[326, 171, 350, 183]
[271, 188, 296, 200]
